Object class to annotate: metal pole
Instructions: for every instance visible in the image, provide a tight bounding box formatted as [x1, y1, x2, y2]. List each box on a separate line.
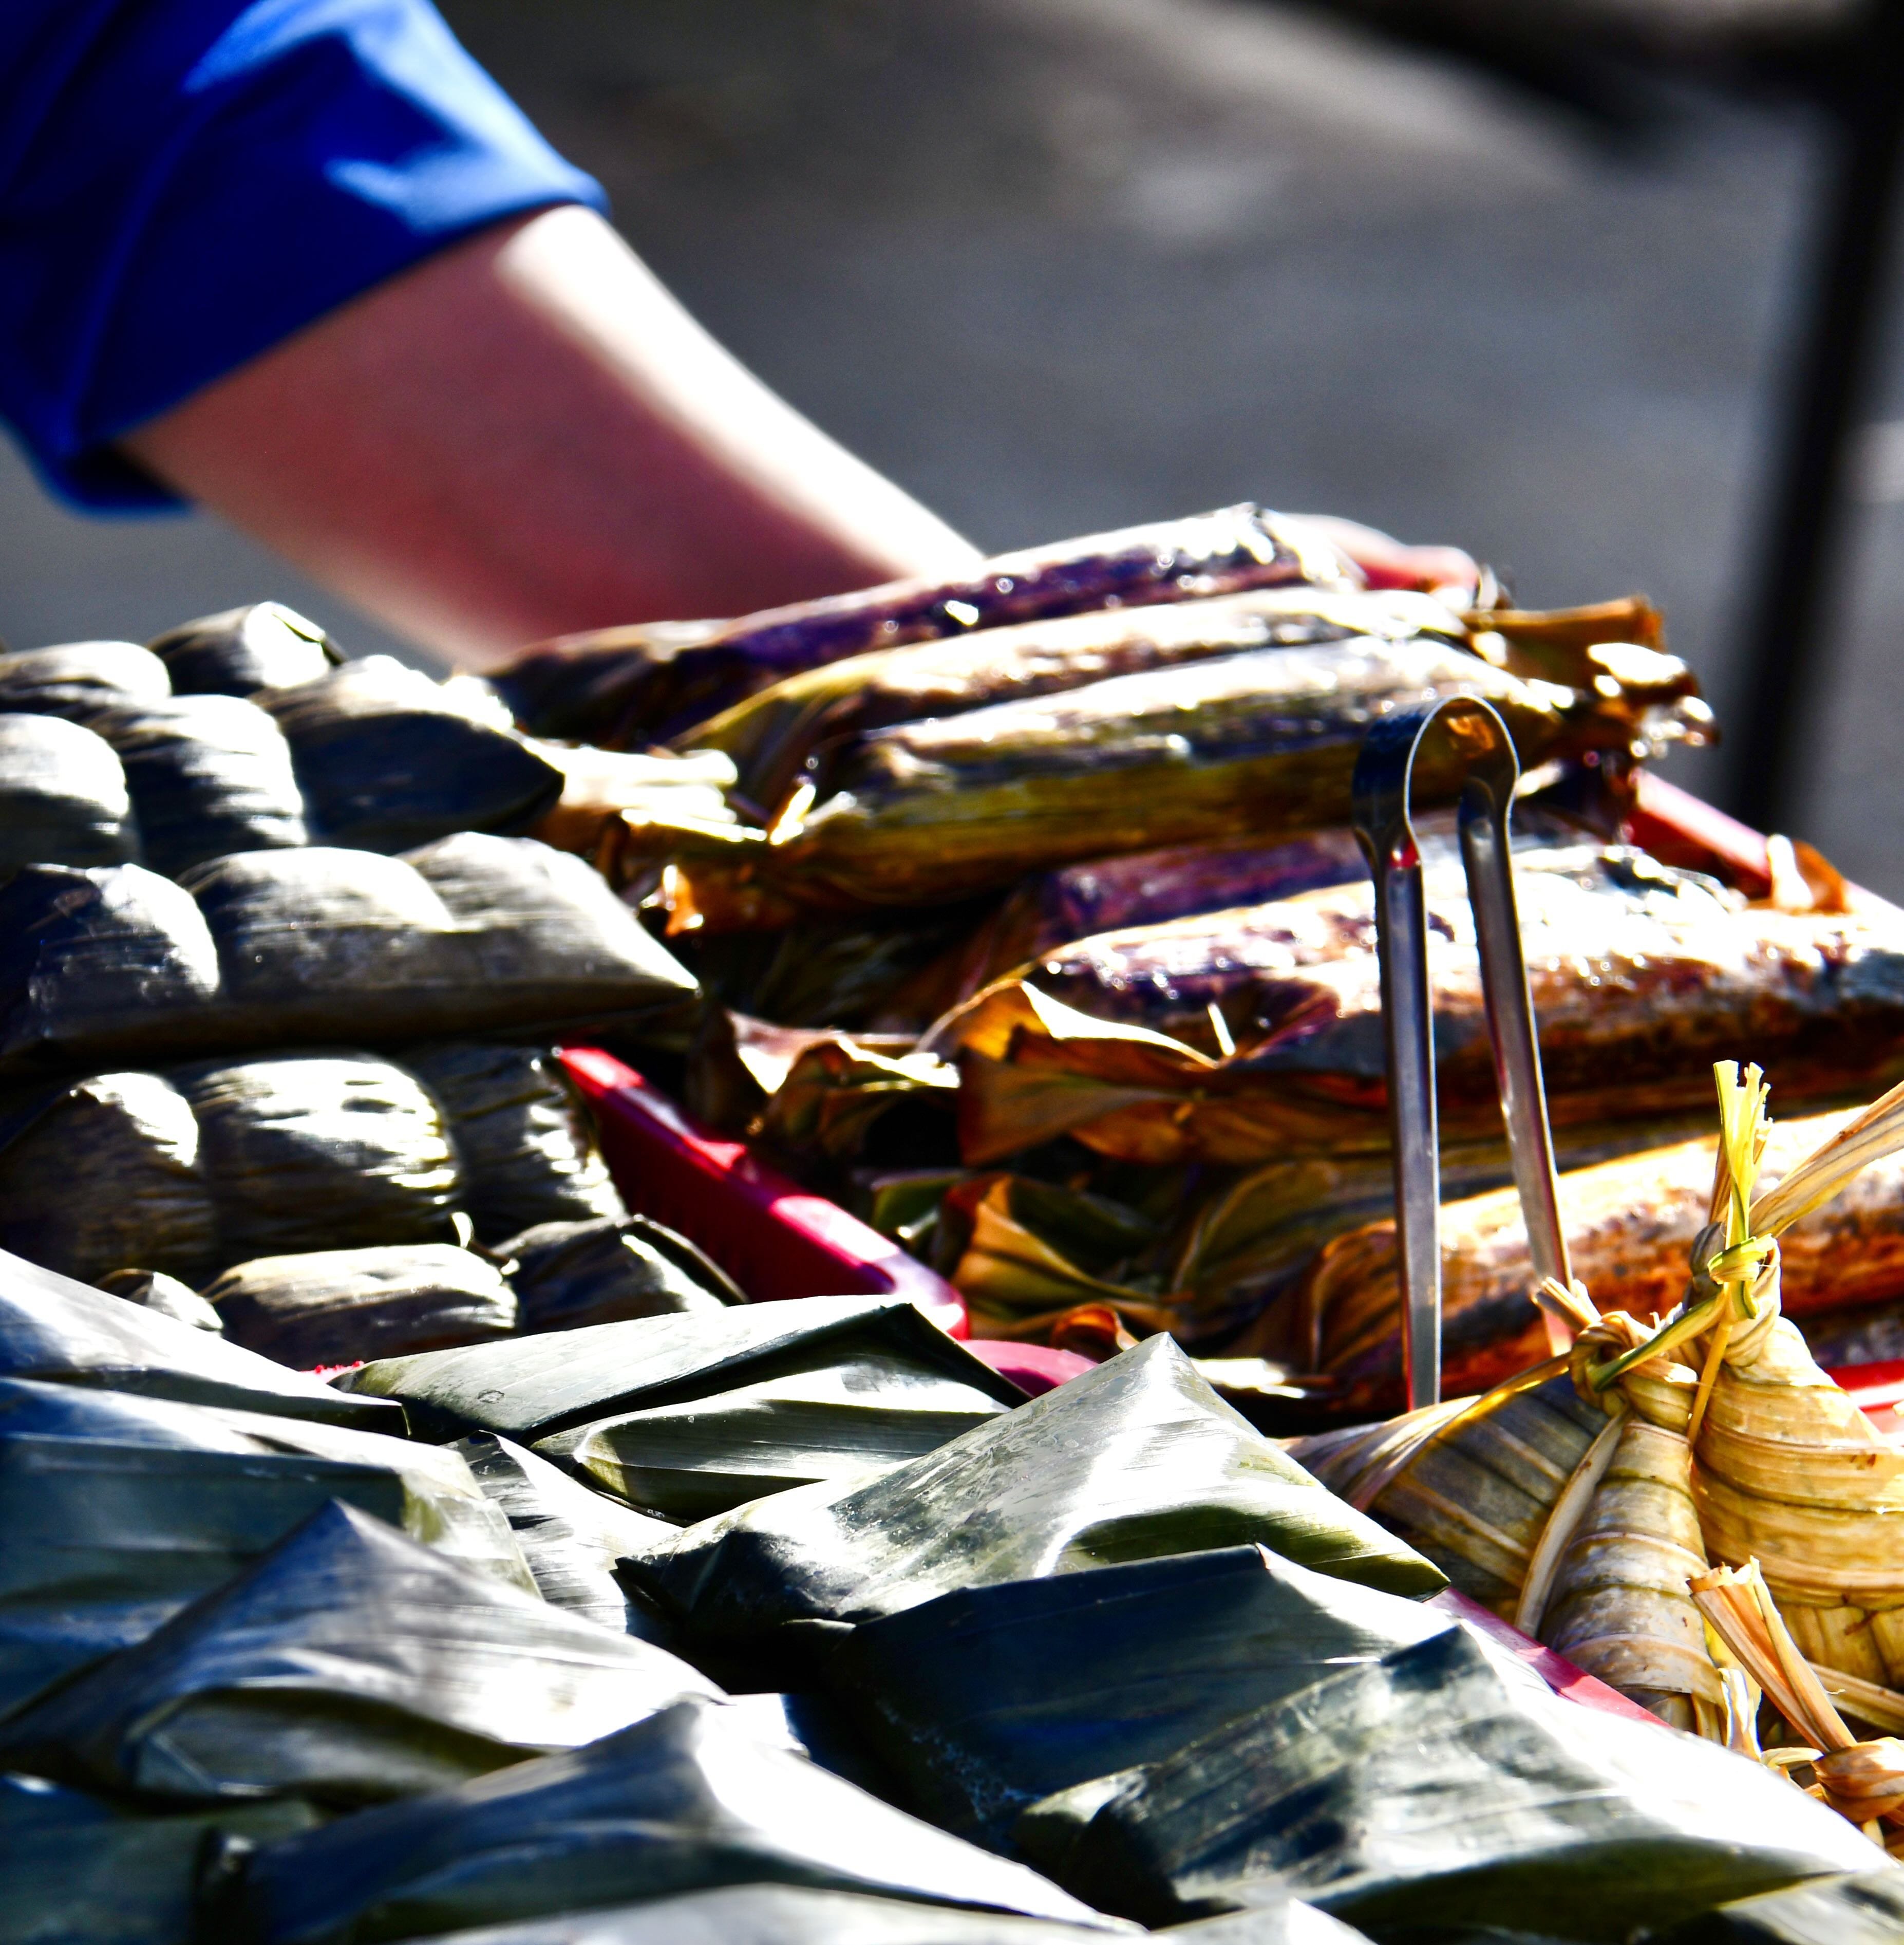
[1730, 0, 1904, 832]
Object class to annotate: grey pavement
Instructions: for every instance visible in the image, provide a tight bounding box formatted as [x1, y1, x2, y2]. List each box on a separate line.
[5, 0, 1902, 888]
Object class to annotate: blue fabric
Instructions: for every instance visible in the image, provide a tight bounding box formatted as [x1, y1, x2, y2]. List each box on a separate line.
[0, 0, 607, 507]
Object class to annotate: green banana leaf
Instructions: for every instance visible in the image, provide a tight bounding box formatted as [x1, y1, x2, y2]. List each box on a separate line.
[534, 1349, 1015, 1524]
[217, 1695, 1111, 1944]
[0, 1500, 720, 1808]
[624, 1336, 1443, 1654]
[1037, 1628, 1878, 1939]
[337, 1295, 1025, 1444]
[205, 1243, 519, 1367]
[0, 1772, 319, 1945]
[406, 1042, 627, 1244]
[453, 1431, 679, 1640]
[504, 1216, 738, 1335]
[0, 1244, 402, 1429]
[822, 1543, 1450, 1848]
[1655, 1868, 1904, 1942]
[0, 1374, 534, 1713]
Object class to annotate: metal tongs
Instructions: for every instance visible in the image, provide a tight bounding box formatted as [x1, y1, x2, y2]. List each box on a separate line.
[1351, 696, 1572, 1411]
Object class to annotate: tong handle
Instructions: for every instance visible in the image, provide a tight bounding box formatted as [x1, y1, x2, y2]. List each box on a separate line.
[1352, 696, 1573, 1411]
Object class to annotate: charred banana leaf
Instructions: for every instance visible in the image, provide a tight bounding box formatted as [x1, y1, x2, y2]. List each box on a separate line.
[1036, 1626, 1876, 1938]
[147, 601, 339, 696]
[0, 713, 137, 870]
[256, 656, 563, 852]
[937, 854, 1904, 1170]
[0, 1773, 318, 1945]
[1292, 1106, 1904, 1414]
[504, 1215, 737, 1334]
[0, 1244, 400, 1429]
[0, 836, 700, 1078]
[824, 1543, 1449, 1847]
[0, 1373, 529, 1713]
[0, 640, 170, 715]
[689, 584, 1470, 810]
[338, 1294, 1021, 1443]
[453, 1431, 679, 1639]
[216, 1694, 1109, 1943]
[77, 693, 309, 876]
[497, 503, 1350, 747]
[0, 1500, 719, 1808]
[665, 637, 1706, 926]
[205, 1243, 518, 1367]
[625, 1336, 1443, 1652]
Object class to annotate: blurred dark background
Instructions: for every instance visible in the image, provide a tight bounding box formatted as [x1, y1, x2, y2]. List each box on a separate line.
[4, 1, 1903, 886]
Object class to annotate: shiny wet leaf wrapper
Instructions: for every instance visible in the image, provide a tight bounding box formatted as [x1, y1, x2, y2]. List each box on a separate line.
[627, 1336, 1443, 1651]
[99, 1266, 224, 1332]
[218, 1694, 1108, 1944]
[689, 584, 1470, 810]
[824, 1543, 1450, 1847]
[496, 503, 1348, 747]
[1655, 1868, 1904, 1942]
[0, 1772, 320, 1945]
[0, 1244, 401, 1429]
[504, 1215, 737, 1335]
[453, 1431, 680, 1639]
[206, 1243, 519, 1367]
[0, 712, 137, 869]
[256, 656, 563, 853]
[0, 1374, 529, 1714]
[0, 836, 701, 1079]
[0, 1500, 719, 1808]
[0, 639, 172, 715]
[147, 601, 340, 697]
[1042, 1627, 1878, 1938]
[534, 1345, 1013, 1524]
[407, 1042, 627, 1244]
[338, 1294, 1023, 1443]
[664, 637, 1704, 927]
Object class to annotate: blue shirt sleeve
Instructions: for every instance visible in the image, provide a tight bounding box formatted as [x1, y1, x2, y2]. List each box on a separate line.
[0, 0, 608, 508]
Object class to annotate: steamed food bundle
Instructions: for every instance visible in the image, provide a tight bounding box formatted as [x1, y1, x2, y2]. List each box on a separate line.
[0, 1044, 624, 1286]
[662, 634, 1706, 929]
[147, 599, 340, 695]
[495, 502, 1358, 749]
[0, 713, 136, 869]
[0, 834, 700, 1077]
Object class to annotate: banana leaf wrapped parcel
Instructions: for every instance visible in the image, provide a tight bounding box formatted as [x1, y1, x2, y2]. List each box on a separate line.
[0, 1369, 529, 1713]
[659, 633, 1706, 929]
[503, 1214, 739, 1334]
[0, 1500, 720, 1808]
[494, 502, 1355, 749]
[215, 1694, 1110, 1944]
[0, 639, 171, 715]
[0, 835, 701, 1079]
[147, 601, 340, 696]
[1030, 1625, 1877, 1939]
[0, 713, 137, 870]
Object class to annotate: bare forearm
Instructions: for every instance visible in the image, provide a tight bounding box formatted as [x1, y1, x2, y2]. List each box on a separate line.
[122, 207, 981, 669]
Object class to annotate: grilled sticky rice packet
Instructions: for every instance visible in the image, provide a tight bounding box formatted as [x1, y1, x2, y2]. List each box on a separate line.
[1289, 1105, 1904, 1411]
[494, 502, 1352, 748]
[453, 1431, 680, 1639]
[502, 1215, 738, 1335]
[205, 1243, 519, 1367]
[0, 835, 700, 1078]
[0, 1244, 400, 1428]
[0, 1374, 531, 1713]
[932, 846, 1904, 1169]
[820, 1544, 1451, 1847]
[0, 1500, 720, 1808]
[0, 639, 171, 715]
[624, 1336, 1442, 1656]
[0, 713, 138, 870]
[214, 1694, 1110, 1944]
[686, 583, 1471, 810]
[147, 600, 340, 696]
[255, 656, 564, 852]
[1031, 1626, 1877, 1938]
[659, 634, 1707, 928]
